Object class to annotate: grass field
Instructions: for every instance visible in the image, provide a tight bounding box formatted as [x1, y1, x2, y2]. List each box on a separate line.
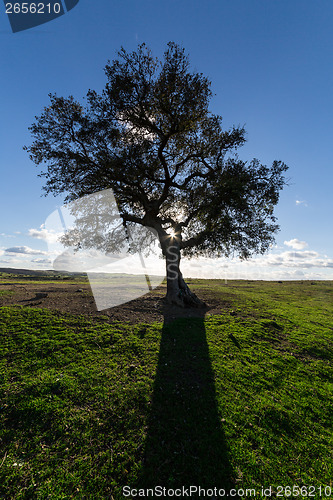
[0, 279, 332, 499]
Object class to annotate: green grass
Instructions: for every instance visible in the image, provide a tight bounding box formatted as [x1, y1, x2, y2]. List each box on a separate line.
[0, 290, 15, 296]
[0, 280, 332, 499]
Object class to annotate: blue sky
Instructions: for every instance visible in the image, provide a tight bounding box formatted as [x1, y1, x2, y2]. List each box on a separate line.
[1, 0, 332, 279]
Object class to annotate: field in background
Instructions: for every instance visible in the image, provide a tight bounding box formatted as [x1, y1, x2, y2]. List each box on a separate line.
[0, 276, 332, 499]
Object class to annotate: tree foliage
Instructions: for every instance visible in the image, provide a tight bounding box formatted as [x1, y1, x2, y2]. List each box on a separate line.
[26, 42, 288, 306]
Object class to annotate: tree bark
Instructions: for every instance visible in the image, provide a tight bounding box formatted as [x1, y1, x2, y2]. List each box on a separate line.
[164, 239, 206, 308]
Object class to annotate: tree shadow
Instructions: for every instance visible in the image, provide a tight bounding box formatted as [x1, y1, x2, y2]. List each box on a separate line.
[137, 304, 236, 493]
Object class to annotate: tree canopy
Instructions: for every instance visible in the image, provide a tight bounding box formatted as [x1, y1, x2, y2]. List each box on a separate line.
[26, 42, 288, 307]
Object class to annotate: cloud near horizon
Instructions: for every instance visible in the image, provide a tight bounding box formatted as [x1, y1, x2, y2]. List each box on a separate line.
[1, 231, 332, 280]
[5, 246, 49, 256]
[31, 258, 52, 264]
[265, 250, 333, 268]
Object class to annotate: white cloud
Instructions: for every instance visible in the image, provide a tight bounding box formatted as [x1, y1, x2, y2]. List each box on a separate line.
[31, 258, 52, 264]
[28, 225, 62, 244]
[296, 200, 308, 206]
[287, 251, 317, 259]
[179, 245, 333, 280]
[0, 233, 15, 238]
[5, 246, 48, 256]
[263, 250, 333, 268]
[284, 238, 308, 250]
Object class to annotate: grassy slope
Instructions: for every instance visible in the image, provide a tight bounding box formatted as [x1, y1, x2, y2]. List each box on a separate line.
[0, 280, 332, 499]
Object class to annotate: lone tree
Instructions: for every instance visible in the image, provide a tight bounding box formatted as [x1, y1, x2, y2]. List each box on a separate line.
[26, 42, 288, 307]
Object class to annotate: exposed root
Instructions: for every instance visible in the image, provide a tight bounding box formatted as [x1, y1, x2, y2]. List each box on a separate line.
[166, 276, 206, 309]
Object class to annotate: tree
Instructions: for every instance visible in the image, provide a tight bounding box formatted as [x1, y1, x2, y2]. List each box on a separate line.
[26, 42, 288, 307]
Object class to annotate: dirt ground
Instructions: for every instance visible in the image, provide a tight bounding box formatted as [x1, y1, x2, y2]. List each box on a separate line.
[0, 281, 230, 324]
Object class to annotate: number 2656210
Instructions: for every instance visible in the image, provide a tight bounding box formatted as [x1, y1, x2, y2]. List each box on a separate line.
[5, 3, 62, 14]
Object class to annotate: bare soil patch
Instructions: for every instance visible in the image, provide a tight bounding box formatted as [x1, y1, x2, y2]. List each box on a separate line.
[0, 281, 230, 324]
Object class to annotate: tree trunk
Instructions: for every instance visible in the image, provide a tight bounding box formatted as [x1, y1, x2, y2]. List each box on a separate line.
[164, 240, 206, 308]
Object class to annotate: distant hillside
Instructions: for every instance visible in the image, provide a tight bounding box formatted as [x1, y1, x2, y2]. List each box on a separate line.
[0, 267, 85, 277]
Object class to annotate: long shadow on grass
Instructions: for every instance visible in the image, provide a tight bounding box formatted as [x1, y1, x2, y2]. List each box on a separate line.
[137, 306, 235, 492]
